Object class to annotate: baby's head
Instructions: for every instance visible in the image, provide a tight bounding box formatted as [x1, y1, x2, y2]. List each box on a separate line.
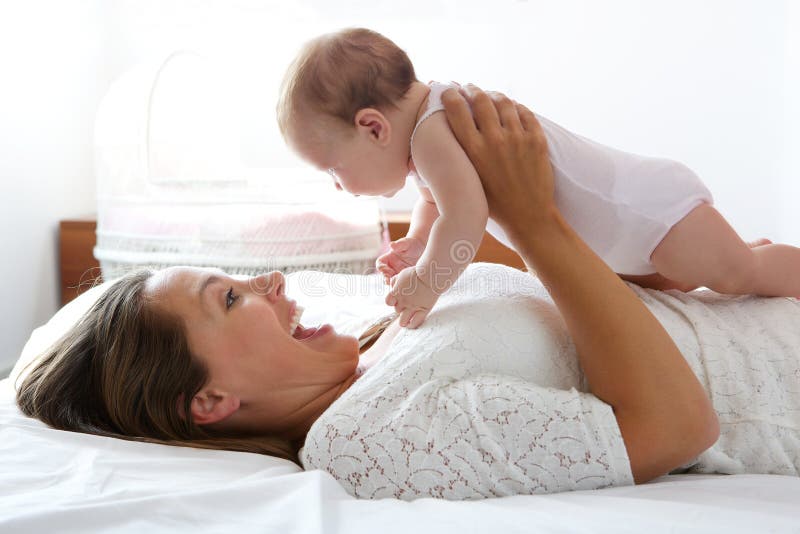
[278, 28, 419, 197]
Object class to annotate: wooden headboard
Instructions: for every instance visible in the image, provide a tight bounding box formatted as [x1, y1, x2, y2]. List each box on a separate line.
[59, 214, 525, 305]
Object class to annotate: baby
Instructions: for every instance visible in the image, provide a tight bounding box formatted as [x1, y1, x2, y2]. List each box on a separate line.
[277, 28, 800, 329]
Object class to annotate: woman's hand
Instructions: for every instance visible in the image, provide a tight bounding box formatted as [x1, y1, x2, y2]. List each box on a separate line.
[441, 85, 556, 249]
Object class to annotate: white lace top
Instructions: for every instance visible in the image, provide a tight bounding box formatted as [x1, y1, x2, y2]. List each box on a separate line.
[299, 263, 800, 500]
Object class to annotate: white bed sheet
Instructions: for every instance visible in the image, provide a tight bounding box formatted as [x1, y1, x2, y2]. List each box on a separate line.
[2, 270, 799, 533]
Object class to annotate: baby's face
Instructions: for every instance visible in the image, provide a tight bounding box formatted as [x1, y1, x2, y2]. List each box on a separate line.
[289, 125, 410, 198]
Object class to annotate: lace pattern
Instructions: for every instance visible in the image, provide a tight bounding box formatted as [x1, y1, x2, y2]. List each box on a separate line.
[627, 285, 800, 476]
[301, 264, 800, 499]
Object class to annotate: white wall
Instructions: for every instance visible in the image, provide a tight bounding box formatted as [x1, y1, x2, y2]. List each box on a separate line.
[0, 1, 108, 373]
[103, 0, 797, 240]
[781, 0, 800, 245]
[1, 0, 798, 373]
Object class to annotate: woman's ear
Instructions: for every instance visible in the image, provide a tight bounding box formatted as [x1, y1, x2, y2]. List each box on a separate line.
[354, 108, 392, 147]
[188, 388, 241, 425]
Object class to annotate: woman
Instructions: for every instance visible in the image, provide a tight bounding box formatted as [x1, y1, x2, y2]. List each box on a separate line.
[17, 86, 800, 500]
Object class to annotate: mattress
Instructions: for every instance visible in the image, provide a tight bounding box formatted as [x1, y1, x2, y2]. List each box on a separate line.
[2, 270, 799, 533]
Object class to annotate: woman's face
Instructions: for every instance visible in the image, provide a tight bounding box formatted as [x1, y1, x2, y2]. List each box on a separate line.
[144, 267, 360, 437]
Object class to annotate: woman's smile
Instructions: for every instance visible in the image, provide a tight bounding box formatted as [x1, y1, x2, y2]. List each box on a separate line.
[286, 299, 333, 341]
[292, 323, 334, 341]
[288, 300, 301, 336]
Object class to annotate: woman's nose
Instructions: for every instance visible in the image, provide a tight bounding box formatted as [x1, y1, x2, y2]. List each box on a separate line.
[252, 271, 285, 301]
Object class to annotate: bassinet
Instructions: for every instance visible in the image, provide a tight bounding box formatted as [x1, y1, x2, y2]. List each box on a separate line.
[93, 51, 385, 279]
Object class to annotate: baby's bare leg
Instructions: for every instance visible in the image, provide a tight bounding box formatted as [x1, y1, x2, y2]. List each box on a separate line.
[650, 204, 800, 297]
[620, 238, 771, 292]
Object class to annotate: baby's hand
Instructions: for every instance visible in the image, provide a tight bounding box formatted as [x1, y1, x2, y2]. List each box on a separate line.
[375, 237, 426, 284]
[385, 266, 439, 329]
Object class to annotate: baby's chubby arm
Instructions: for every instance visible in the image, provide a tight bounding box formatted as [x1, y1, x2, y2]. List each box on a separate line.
[385, 112, 487, 327]
[406, 185, 439, 245]
[410, 111, 488, 293]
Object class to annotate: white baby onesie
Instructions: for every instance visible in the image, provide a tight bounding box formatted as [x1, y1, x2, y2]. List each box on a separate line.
[410, 82, 714, 275]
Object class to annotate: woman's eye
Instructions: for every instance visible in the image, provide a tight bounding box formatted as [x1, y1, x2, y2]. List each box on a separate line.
[225, 287, 239, 310]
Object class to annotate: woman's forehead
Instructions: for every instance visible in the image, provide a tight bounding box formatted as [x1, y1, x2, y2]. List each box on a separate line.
[145, 266, 226, 303]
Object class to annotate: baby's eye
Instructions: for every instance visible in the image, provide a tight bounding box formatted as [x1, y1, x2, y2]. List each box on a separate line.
[225, 287, 239, 310]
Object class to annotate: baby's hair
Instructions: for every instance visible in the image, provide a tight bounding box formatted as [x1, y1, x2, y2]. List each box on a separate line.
[277, 28, 418, 141]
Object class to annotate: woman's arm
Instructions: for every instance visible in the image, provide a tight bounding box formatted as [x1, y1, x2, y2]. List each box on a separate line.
[442, 85, 720, 484]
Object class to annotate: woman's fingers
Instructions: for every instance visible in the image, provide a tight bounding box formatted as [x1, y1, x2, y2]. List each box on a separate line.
[515, 102, 540, 133]
[441, 88, 478, 147]
[460, 84, 501, 134]
[516, 102, 549, 158]
[492, 93, 522, 132]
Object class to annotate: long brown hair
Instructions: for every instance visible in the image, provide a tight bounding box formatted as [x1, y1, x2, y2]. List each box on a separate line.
[15, 270, 300, 466]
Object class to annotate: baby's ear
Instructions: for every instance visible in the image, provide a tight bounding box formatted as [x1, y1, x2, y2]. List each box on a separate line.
[354, 108, 391, 145]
